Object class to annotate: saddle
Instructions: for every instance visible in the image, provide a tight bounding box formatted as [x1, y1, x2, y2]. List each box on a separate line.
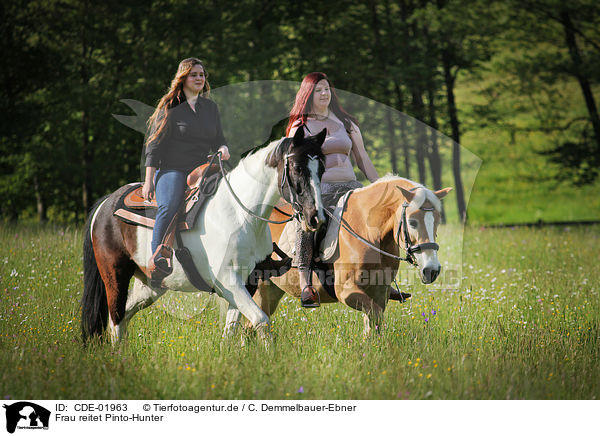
[113, 162, 222, 289]
[113, 163, 221, 231]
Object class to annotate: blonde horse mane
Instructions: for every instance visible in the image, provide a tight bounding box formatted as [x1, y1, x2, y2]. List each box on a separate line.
[354, 174, 442, 212]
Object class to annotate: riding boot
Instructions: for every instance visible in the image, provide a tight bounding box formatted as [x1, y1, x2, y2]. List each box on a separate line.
[389, 287, 411, 303]
[299, 268, 320, 308]
[148, 244, 173, 288]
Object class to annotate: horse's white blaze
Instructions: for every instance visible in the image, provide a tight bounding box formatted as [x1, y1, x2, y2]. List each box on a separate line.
[90, 197, 109, 242]
[308, 157, 325, 224]
[418, 211, 440, 277]
[424, 211, 435, 242]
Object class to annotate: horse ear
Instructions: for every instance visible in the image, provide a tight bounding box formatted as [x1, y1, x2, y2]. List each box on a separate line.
[315, 128, 327, 145]
[292, 125, 305, 144]
[434, 187, 452, 200]
[396, 186, 415, 203]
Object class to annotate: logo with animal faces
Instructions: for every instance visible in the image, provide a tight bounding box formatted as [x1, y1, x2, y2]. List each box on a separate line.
[2, 402, 50, 433]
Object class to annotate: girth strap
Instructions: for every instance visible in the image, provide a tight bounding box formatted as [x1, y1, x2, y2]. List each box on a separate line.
[174, 231, 215, 294]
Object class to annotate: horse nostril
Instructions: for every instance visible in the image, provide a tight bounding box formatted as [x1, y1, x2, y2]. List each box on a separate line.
[309, 215, 319, 229]
[423, 267, 440, 283]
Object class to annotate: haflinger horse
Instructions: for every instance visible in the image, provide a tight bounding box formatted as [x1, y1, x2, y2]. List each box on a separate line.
[81, 127, 326, 344]
[230, 176, 451, 336]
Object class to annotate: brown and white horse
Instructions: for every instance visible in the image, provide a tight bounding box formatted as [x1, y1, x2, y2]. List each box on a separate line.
[232, 176, 451, 336]
[81, 128, 326, 344]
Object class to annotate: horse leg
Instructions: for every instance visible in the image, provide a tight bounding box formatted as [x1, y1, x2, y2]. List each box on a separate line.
[223, 304, 242, 338]
[214, 276, 272, 344]
[337, 283, 384, 336]
[247, 278, 285, 328]
[123, 272, 167, 327]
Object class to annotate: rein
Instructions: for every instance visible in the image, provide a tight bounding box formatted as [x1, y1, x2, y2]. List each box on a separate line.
[216, 146, 302, 225]
[322, 207, 411, 263]
[322, 196, 439, 266]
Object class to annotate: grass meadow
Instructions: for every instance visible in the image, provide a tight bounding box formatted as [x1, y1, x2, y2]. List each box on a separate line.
[0, 222, 598, 400]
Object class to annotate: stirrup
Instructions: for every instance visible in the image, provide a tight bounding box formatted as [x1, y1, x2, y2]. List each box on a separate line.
[301, 285, 320, 308]
[149, 245, 173, 288]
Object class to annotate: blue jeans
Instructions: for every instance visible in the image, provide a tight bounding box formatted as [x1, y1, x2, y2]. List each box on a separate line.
[151, 169, 188, 254]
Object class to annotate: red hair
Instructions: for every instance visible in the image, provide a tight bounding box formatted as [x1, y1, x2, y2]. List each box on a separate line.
[286, 72, 357, 135]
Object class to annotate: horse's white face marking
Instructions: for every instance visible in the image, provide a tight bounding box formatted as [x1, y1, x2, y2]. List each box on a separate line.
[424, 211, 435, 242]
[308, 156, 325, 224]
[404, 191, 441, 283]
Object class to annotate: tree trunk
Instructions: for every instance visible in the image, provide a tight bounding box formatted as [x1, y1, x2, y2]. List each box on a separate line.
[412, 88, 428, 185]
[33, 174, 47, 223]
[561, 10, 600, 151]
[426, 82, 446, 223]
[394, 81, 411, 179]
[384, 105, 399, 174]
[80, 0, 92, 214]
[442, 49, 466, 222]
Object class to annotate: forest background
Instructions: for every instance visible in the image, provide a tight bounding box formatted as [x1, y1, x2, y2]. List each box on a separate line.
[1, 0, 599, 226]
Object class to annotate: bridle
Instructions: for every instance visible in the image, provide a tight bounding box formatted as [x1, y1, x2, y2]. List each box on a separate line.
[320, 189, 440, 266]
[217, 141, 321, 225]
[279, 151, 322, 223]
[396, 201, 440, 266]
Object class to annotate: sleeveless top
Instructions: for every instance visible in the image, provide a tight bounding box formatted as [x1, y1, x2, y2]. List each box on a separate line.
[303, 118, 356, 183]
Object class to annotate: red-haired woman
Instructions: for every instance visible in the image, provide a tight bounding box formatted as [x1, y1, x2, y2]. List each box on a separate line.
[287, 72, 379, 307]
[142, 58, 230, 285]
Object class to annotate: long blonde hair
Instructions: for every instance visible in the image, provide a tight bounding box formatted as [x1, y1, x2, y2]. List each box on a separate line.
[145, 58, 210, 146]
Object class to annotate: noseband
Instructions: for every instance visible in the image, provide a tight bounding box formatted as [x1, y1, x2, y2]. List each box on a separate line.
[396, 202, 440, 266]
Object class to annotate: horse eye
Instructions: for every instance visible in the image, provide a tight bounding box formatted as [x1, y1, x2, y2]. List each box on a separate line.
[409, 220, 418, 228]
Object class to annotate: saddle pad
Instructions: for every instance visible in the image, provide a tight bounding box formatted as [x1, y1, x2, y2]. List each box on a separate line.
[113, 174, 222, 231]
[124, 186, 157, 209]
[113, 183, 157, 229]
[276, 189, 353, 263]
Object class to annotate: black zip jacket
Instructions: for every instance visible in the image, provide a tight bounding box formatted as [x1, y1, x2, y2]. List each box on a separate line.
[145, 95, 226, 173]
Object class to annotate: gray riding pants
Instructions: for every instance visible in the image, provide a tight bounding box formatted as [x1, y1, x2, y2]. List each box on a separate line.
[295, 180, 363, 273]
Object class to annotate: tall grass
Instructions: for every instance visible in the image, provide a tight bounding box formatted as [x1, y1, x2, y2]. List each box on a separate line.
[0, 223, 597, 399]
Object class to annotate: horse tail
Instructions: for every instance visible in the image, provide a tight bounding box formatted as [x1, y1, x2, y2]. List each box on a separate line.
[81, 195, 110, 343]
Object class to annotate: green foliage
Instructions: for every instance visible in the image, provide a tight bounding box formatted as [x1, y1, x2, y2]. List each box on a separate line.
[1, 0, 598, 224]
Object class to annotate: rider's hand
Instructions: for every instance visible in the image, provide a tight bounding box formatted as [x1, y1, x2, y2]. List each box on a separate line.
[142, 179, 155, 201]
[218, 145, 231, 161]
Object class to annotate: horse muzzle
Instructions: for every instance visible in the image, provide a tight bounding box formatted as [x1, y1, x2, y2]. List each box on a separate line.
[420, 265, 441, 284]
[301, 212, 325, 232]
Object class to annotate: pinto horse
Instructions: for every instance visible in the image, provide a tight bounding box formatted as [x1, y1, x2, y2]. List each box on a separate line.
[229, 176, 451, 336]
[81, 127, 326, 343]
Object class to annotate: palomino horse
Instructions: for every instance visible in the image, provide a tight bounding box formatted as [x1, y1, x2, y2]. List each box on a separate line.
[231, 176, 451, 336]
[81, 127, 326, 343]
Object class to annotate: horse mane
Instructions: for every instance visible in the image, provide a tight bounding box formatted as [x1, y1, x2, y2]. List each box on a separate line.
[240, 137, 292, 165]
[359, 174, 442, 211]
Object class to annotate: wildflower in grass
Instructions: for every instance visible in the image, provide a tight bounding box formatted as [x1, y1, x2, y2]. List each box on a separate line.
[297, 386, 304, 394]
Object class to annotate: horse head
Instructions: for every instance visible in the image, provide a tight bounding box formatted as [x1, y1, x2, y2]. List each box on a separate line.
[268, 127, 326, 232]
[395, 185, 452, 284]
